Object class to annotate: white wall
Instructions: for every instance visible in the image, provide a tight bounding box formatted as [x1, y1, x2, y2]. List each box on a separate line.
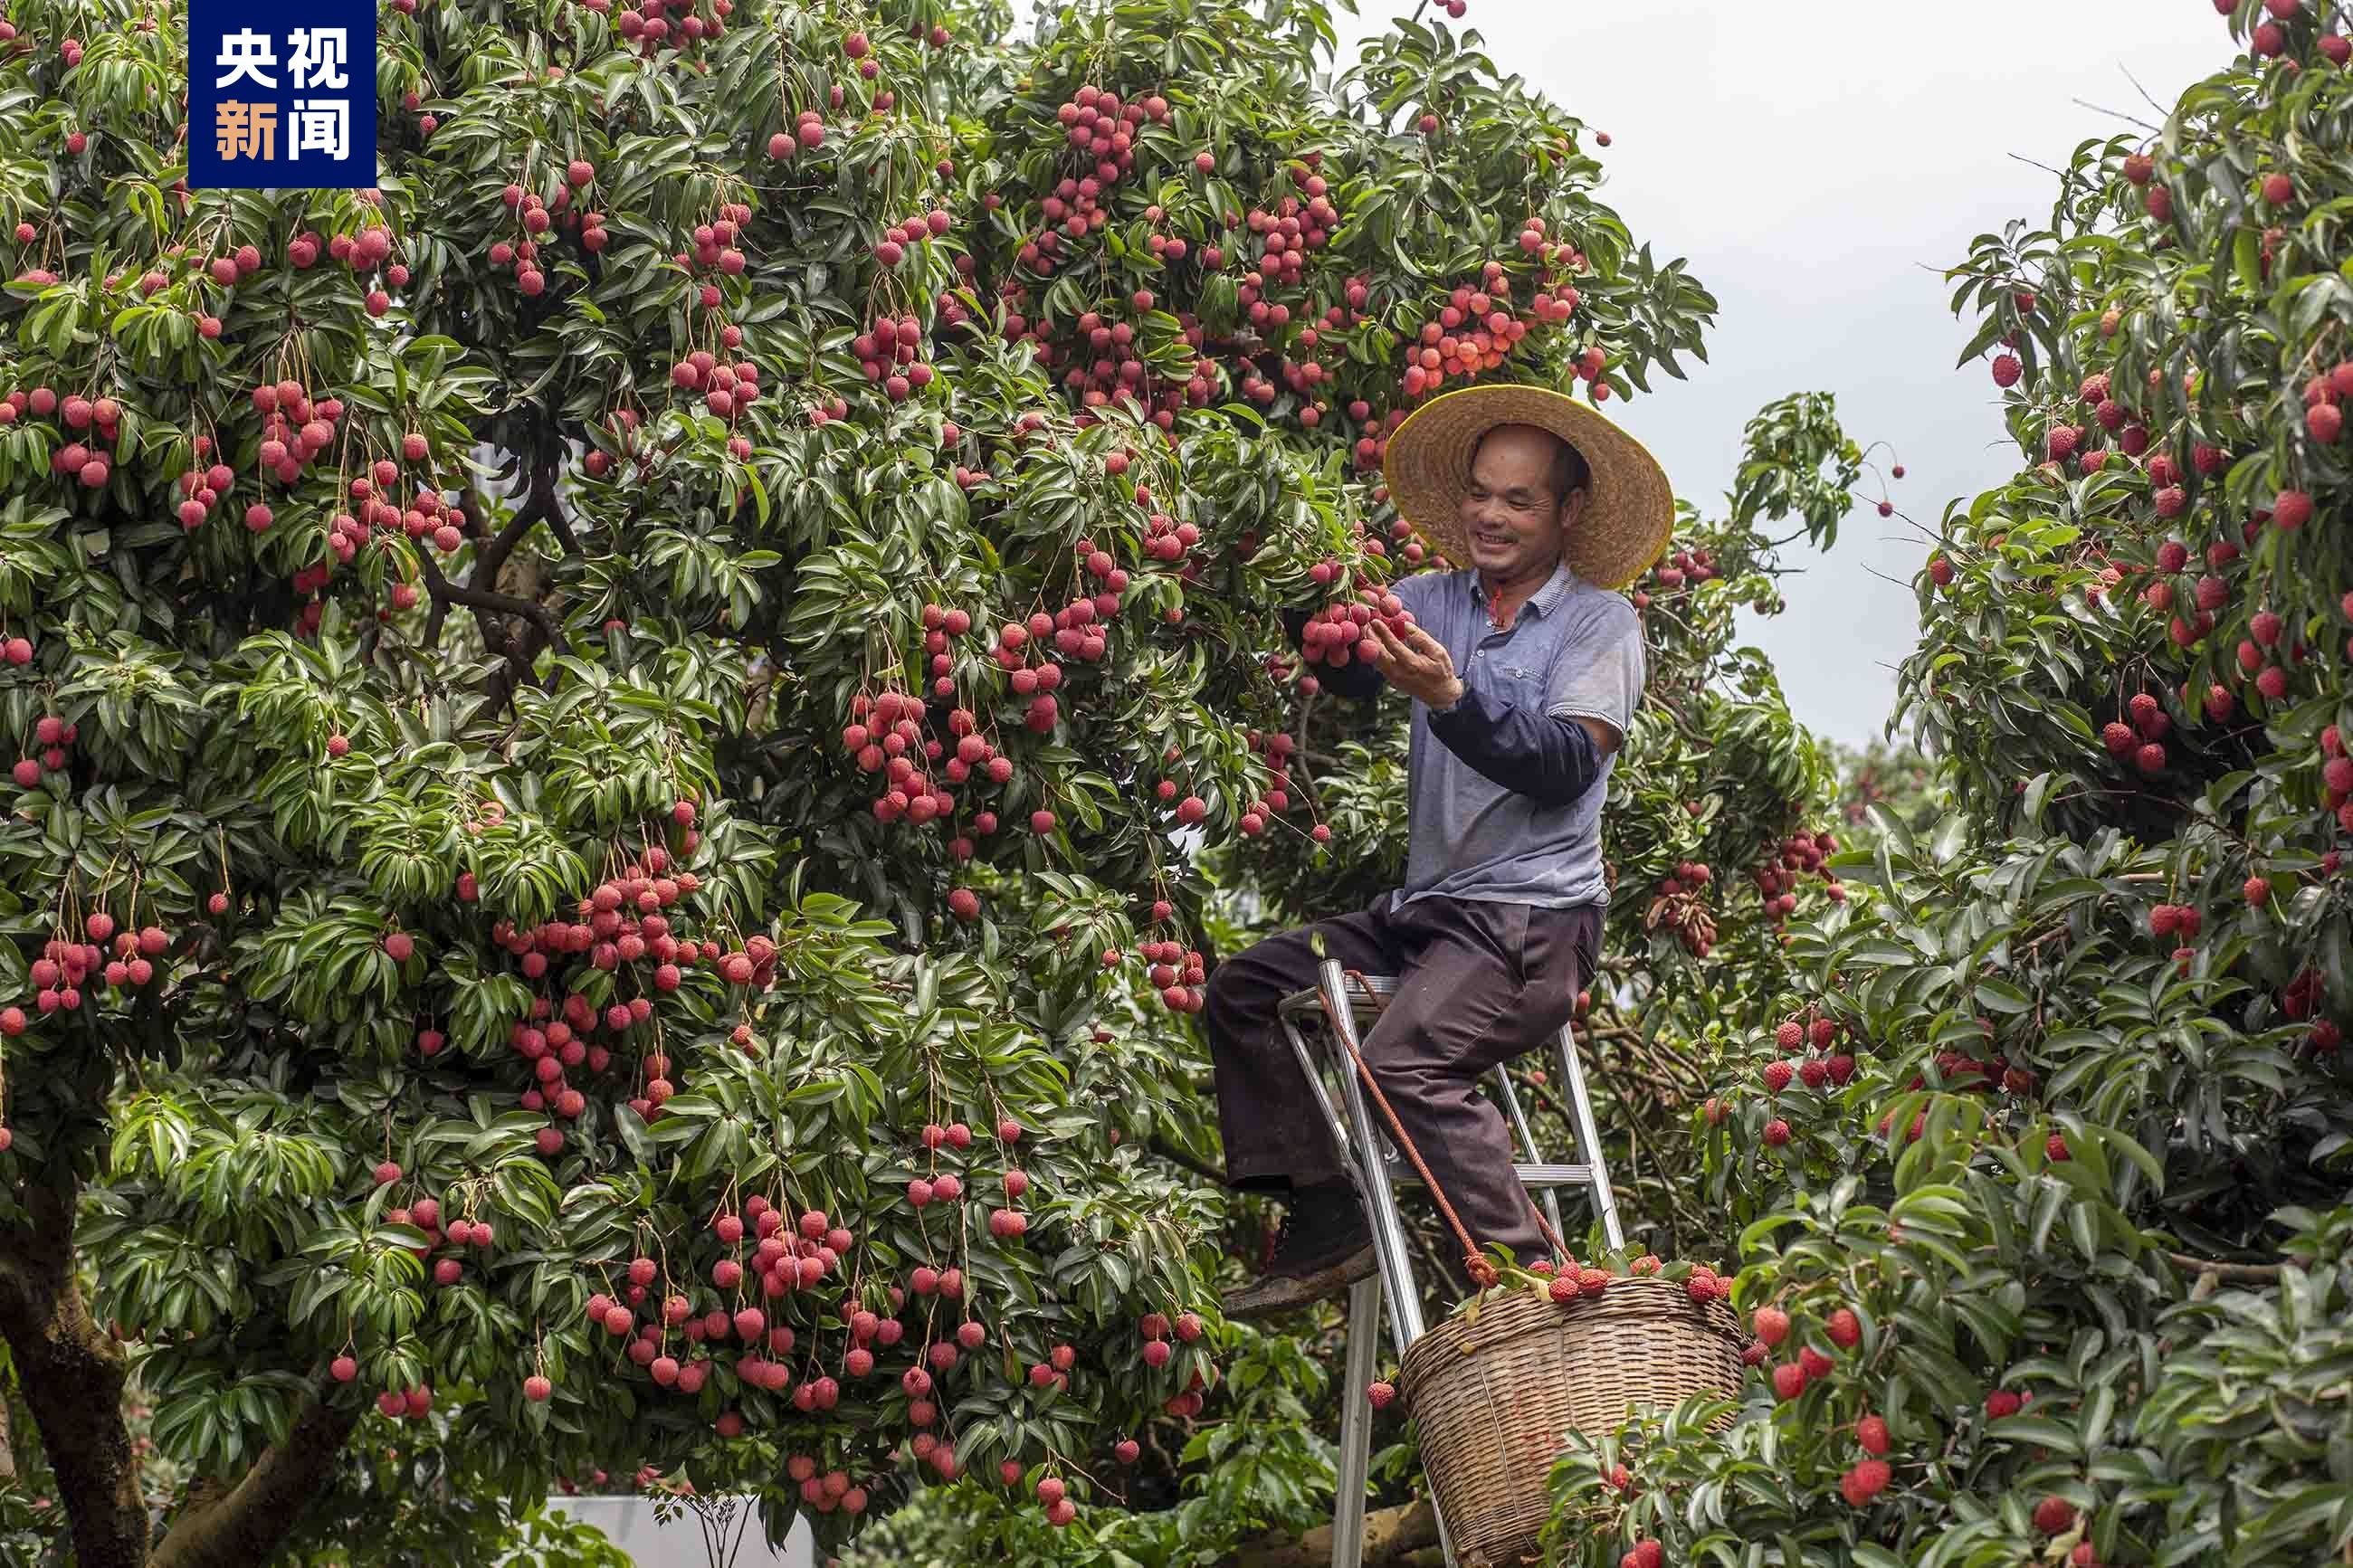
[538, 1497, 816, 1568]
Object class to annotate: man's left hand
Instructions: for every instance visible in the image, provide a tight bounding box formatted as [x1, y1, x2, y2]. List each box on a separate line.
[1368, 620, 1463, 710]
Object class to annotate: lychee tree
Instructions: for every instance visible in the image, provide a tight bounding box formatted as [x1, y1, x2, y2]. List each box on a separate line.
[0, 0, 1783, 1563]
[1536, 7, 2353, 1565]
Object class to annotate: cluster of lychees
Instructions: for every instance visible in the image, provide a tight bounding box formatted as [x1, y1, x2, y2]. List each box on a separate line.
[2, 910, 170, 1033]
[1627, 543, 1722, 613]
[5, 696, 71, 797]
[1296, 585, 1415, 682]
[489, 168, 603, 297]
[1396, 258, 1595, 405]
[1751, 828, 1843, 921]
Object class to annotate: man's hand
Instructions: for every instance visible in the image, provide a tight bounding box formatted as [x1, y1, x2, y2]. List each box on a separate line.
[1367, 620, 1464, 710]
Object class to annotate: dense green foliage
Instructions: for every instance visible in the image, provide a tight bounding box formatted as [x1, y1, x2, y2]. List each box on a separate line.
[1527, 8, 2353, 1567]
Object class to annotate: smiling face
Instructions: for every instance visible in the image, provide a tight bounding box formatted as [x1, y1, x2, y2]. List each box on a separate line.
[1458, 423, 1586, 588]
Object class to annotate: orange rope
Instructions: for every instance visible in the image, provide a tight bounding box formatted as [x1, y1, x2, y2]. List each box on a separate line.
[1329, 969, 1499, 1288]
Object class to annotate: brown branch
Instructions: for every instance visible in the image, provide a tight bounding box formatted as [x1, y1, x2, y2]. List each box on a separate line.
[1148, 1136, 1228, 1189]
[1215, 1499, 1440, 1568]
[2164, 1251, 2286, 1282]
[416, 554, 569, 659]
[146, 1396, 357, 1568]
[471, 437, 576, 590]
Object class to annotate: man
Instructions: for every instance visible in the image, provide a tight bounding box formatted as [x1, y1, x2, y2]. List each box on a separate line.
[1206, 383, 1671, 1319]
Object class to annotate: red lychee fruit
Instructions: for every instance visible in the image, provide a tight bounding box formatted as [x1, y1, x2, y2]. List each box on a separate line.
[2033, 1496, 2077, 1535]
[1840, 1459, 1891, 1506]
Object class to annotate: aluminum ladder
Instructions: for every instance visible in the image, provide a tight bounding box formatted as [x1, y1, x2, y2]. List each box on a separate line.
[1272, 954, 1625, 1568]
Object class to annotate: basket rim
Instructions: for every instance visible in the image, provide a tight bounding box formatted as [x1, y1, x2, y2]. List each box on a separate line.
[1396, 1276, 1744, 1393]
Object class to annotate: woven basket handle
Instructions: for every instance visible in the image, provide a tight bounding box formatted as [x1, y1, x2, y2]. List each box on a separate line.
[1320, 965, 1568, 1289]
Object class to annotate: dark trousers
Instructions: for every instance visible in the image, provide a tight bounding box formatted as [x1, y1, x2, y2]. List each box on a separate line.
[1205, 892, 1604, 1280]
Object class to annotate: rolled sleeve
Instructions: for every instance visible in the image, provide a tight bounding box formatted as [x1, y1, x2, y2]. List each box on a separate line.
[1546, 600, 1645, 744]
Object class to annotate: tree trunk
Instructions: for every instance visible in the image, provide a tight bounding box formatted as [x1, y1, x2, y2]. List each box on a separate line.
[1218, 1499, 1443, 1568]
[0, 1176, 358, 1568]
[0, 1180, 149, 1568]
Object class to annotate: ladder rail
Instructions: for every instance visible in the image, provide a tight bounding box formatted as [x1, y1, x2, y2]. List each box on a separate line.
[1553, 1020, 1624, 1251]
[1317, 957, 1428, 1349]
[1331, 1275, 1381, 1568]
[1491, 1069, 1566, 1245]
[1273, 968, 1620, 1568]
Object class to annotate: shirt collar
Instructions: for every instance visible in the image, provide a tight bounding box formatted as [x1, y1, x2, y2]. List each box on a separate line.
[1462, 559, 1577, 620]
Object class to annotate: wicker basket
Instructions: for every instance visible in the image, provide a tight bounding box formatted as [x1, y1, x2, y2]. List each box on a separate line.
[1396, 1277, 1743, 1567]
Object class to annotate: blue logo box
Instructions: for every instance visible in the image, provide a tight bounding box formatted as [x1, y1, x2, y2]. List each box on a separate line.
[187, 0, 376, 189]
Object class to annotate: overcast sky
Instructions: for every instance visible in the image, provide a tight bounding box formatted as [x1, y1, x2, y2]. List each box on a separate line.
[1332, 1, 2230, 749]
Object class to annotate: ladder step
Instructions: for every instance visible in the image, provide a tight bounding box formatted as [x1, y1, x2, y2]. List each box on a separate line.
[1382, 1161, 1595, 1190]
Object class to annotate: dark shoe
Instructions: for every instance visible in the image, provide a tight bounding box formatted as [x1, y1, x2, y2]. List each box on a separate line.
[1221, 1242, 1377, 1319]
[1220, 1183, 1377, 1321]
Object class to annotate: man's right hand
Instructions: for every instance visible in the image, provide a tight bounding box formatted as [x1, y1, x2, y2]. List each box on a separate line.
[1368, 620, 1462, 711]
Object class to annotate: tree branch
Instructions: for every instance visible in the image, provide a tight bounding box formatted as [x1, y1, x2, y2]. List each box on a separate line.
[1215, 1498, 1440, 1568]
[146, 1396, 358, 1568]
[2164, 1250, 2286, 1282]
[417, 552, 570, 660]
[1148, 1136, 1228, 1188]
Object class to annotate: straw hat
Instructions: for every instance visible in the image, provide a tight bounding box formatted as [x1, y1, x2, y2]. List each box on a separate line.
[1382, 384, 1674, 591]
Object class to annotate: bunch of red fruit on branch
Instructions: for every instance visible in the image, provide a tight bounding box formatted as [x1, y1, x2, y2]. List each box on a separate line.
[668, 341, 762, 462]
[2100, 691, 2179, 775]
[365, 1180, 498, 1296]
[1628, 544, 1721, 613]
[2281, 963, 2345, 1055]
[853, 310, 936, 402]
[767, 106, 828, 159]
[3, 909, 174, 1031]
[1396, 254, 1592, 404]
[1119, 897, 1209, 1013]
[583, 406, 659, 480]
[1751, 828, 1843, 921]
[1643, 859, 1719, 958]
[658, 196, 753, 318]
[470, 811, 803, 1147]
[871, 204, 952, 271]
[3, 380, 143, 494]
[325, 461, 463, 578]
[1753, 1015, 1859, 1152]
[1026, 83, 1171, 252]
[1748, 1297, 1858, 1402]
[7, 704, 72, 793]
[1296, 585, 1415, 680]
[603, 0, 731, 59]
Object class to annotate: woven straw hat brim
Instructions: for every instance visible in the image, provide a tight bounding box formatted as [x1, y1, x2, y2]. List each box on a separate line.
[1382, 385, 1673, 591]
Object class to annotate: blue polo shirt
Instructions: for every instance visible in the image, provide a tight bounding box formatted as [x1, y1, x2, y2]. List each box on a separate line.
[1386, 561, 1644, 910]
